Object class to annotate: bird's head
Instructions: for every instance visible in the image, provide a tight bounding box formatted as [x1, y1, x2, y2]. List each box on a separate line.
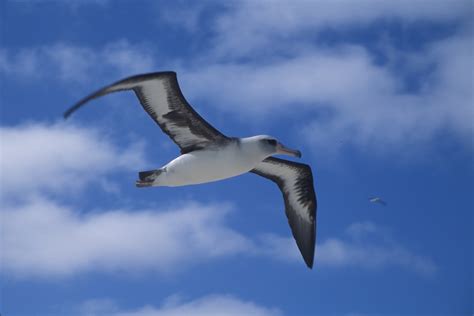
[253, 135, 302, 158]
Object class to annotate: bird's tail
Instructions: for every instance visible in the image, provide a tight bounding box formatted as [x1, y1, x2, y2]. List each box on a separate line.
[135, 168, 163, 188]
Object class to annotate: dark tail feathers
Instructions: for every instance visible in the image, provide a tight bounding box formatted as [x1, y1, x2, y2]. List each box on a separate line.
[139, 169, 159, 181]
[136, 168, 163, 188]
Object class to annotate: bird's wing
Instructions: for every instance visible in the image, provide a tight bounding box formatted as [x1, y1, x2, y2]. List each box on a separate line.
[250, 157, 317, 268]
[64, 72, 228, 154]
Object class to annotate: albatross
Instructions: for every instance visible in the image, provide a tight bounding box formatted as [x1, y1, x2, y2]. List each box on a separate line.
[64, 71, 317, 268]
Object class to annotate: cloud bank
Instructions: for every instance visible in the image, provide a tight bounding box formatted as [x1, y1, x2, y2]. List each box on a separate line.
[2, 198, 250, 277]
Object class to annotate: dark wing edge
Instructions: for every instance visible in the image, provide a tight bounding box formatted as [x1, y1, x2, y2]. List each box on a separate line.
[64, 72, 176, 119]
[63, 71, 228, 154]
[251, 157, 317, 268]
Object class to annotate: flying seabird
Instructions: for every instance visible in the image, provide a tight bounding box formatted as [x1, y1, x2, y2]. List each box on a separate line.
[64, 71, 317, 268]
[369, 197, 387, 206]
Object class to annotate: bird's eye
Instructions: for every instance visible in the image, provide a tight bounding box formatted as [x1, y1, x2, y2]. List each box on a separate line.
[266, 139, 277, 146]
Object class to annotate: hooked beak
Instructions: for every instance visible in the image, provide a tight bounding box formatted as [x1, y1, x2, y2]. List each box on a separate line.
[276, 143, 302, 158]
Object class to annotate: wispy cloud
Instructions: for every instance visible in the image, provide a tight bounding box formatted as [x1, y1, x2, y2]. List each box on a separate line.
[317, 238, 437, 276]
[208, 0, 471, 58]
[260, 221, 437, 276]
[0, 40, 155, 83]
[80, 294, 281, 316]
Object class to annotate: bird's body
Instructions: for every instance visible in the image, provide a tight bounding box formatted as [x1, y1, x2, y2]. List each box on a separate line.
[64, 71, 317, 268]
[149, 137, 270, 187]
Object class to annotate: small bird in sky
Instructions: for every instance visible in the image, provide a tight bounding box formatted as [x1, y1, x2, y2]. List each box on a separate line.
[369, 197, 387, 206]
[64, 71, 317, 268]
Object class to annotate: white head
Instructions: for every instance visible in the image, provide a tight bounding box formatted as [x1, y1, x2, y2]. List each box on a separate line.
[243, 135, 302, 158]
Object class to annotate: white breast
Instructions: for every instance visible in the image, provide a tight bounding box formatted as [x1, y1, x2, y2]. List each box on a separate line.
[157, 141, 267, 187]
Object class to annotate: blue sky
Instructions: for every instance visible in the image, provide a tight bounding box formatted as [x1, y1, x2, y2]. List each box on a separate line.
[1, 0, 473, 315]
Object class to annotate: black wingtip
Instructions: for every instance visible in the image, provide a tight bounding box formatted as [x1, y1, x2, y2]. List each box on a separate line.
[63, 96, 94, 119]
[63, 102, 83, 119]
[291, 214, 316, 270]
[297, 226, 315, 270]
[62, 86, 112, 119]
[303, 249, 314, 269]
[63, 108, 74, 119]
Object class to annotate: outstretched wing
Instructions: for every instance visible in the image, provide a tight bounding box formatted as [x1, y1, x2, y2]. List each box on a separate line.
[64, 72, 228, 154]
[250, 157, 317, 268]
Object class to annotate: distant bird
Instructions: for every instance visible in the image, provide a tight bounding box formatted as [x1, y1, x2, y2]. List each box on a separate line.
[369, 197, 387, 206]
[64, 72, 317, 268]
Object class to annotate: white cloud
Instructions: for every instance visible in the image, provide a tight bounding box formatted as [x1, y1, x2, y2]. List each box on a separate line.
[0, 122, 146, 199]
[2, 198, 251, 277]
[81, 294, 281, 316]
[260, 222, 437, 276]
[181, 46, 396, 114]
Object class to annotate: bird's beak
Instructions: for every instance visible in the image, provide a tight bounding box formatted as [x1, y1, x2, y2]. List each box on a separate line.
[276, 143, 302, 158]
